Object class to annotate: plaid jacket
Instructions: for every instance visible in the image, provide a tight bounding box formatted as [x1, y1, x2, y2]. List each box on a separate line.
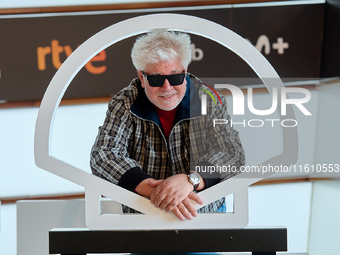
[90, 73, 245, 213]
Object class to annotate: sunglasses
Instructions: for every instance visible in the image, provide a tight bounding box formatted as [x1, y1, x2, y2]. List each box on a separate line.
[141, 71, 186, 87]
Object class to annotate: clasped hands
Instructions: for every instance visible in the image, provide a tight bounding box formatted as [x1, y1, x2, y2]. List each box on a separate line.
[135, 174, 204, 220]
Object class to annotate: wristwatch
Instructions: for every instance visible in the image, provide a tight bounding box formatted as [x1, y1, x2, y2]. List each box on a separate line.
[186, 171, 200, 190]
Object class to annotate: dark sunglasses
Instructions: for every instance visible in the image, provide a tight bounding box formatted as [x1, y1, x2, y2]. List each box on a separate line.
[141, 71, 186, 87]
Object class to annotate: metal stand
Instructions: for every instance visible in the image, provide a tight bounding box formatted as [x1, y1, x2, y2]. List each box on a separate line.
[49, 227, 287, 254]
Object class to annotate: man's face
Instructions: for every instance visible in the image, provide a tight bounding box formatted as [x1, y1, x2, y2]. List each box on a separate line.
[138, 59, 187, 111]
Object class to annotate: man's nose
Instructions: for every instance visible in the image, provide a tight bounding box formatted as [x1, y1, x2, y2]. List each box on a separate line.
[161, 79, 172, 91]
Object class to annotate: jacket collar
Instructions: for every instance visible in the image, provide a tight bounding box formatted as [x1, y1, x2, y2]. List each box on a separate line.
[130, 75, 202, 126]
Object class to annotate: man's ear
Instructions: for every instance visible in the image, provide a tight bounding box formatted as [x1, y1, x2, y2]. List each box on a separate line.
[184, 67, 188, 85]
[137, 70, 146, 88]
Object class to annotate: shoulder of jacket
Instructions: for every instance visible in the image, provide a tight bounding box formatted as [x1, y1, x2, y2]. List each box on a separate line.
[108, 78, 139, 111]
[187, 72, 203, 88]
[188, 73, 228, 114]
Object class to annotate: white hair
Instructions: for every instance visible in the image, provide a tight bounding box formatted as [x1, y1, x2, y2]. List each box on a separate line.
[131, 29, 192, 71]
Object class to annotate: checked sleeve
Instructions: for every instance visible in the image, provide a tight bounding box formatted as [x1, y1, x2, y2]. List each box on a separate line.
[90, 98, 151, 192]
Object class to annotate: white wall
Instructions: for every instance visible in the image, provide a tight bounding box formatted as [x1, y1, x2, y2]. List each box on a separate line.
[0, 105, 101, 198]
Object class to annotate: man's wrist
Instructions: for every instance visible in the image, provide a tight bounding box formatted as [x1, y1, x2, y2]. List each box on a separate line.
[193, 161, 221, 190]
[118, 167, 152, 192]
[185, 171, 202, 191]
[135, 178, 154, 198]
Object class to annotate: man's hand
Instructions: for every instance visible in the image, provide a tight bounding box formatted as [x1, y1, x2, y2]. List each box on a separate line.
[171, 192, 202, 220]
[149, 174, 203, 213]
[135, 178, 160, 198]
[135, 175, 204, 221]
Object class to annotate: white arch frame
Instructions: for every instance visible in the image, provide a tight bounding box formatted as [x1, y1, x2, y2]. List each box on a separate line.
[34, 13, 298, 230]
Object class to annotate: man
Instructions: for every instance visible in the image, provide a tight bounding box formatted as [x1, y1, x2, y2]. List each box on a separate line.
[90, 29, 245, 221]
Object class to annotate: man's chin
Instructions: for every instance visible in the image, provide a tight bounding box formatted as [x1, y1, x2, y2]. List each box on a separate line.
[156, 101, 178, 111]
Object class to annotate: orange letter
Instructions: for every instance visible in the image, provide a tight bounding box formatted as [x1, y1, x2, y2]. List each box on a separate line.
[51, 40, 64, 69]
[37, 46, 51, 70]
[85, 50, 107, 74]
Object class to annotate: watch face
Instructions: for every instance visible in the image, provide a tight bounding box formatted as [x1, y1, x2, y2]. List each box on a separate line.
[190, 172, 200, 185]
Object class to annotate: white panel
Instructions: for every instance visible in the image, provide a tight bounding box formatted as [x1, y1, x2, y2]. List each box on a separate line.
[0, 204, 16, 255]
[314, 82, 340, 178]
[17, 200, 86, 255]
[248, 182, 313, 253]
[16, 200, 121, 255]
[309, 180, 340, 255]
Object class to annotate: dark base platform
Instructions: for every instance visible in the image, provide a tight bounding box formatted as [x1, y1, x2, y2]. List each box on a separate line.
[49, 228, 287, 254]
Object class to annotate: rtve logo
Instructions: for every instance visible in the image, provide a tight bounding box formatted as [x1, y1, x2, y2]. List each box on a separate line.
[36, 40, 204, 74]
[37, 40, 107, 74]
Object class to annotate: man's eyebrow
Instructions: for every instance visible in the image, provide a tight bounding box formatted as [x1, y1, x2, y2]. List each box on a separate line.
[150, 70, 182, 75]
[171, 70, 181, 74]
